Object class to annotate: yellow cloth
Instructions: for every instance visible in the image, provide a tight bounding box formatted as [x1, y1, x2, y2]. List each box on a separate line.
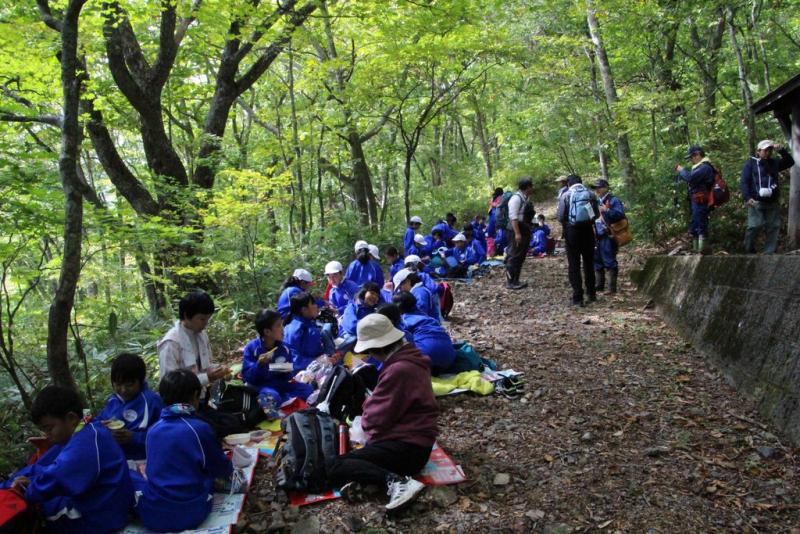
[431, 371, 494, 396]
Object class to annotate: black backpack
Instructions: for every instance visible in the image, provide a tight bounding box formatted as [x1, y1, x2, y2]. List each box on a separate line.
[275, 408, 339, 493]
[213, 381, 265, 429]
[311, 364, 378, 423]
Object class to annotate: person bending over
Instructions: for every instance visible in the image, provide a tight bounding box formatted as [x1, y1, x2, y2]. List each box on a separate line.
[392, 291, 456, 375]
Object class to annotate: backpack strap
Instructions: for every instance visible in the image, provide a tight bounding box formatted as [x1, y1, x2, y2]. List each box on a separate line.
[293, 410, 320, 487]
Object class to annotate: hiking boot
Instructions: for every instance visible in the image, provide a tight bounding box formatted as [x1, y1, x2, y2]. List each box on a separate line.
[595, 269, 605, 292]
[607, 268, 618, 294]
[506, 280, 526, 290]
[385, 476, 425, 511]
[587, 293, 597, 303]
[571, 297, 584, 307]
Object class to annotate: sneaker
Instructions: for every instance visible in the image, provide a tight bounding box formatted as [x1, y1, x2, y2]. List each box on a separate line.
[506, 281, 526, 290]
[385, 476, 425, 510]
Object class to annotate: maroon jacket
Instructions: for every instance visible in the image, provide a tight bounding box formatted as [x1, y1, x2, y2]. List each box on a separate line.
[361, 343, 439, 448]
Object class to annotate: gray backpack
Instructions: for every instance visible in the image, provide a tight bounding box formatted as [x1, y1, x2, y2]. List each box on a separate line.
[568, 185, 594, 225]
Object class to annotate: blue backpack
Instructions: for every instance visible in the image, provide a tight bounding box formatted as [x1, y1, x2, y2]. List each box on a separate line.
[568, 185, 594, 225]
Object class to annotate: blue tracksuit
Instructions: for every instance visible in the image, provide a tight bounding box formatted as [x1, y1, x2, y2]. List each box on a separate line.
[431, 222, 458, 243]
[407, 238, 433, 258]
[388, 258, 405, 279]
[329, 279, 360, 315]
[2, 421, 133, 534]
[401, 312, 456, 374]
[427, 236, 447, 254]
[284, 316, 331, 369]
[132, 407, 233, 532]
[530, 224, 551, 255]
[340, 297, 384, 337]
[345, 259, 384, 288]
[410, 283, 437, 319]
[242, 338, 313, 405]
[679, 161, 715, 237]
[472, 222, 487, 251]
[97, 382, 162, 460]
[444, 241, 484, 267]
[403, 227, 416, 254]
[277, 286, 302, 319]
[594, 194, 626, 270]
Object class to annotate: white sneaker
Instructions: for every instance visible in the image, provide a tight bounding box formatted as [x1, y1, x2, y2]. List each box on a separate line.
[385, 476, 425, 510]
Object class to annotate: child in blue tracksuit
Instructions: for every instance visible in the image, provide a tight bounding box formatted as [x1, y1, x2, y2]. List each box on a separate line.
[243, 310, 314, 417]
[393, 292, 456, 375]
[3, 385, 133, 534]
[403, 255, 444, 322]
[472, 215, 488, 251]
[461, 225, 487, 264]
[407, 233, 433, 259]
[284, 292, 335, 370]
[384, 246, 405, 280]
[97, 353, 162, 460]
[591, 179, 626, 293]
[345, 242, 384, 288]
[427, 229, 447, 253]
[340, 282, 384, 338]
[530, 214, 551, 256]
[432, 221, 458, 245]
[132, 370, 233, 533]
[325, 261, 360, 316]
[404, 216, 423, 254]
[393, 269, 437, 320]
[437, 233, 483, 277]
[277, 268, 318, 319]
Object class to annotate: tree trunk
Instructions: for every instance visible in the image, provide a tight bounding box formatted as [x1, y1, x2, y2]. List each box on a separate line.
[778, 109, 800, 249]
[404, 148, 413, 223]
[287, 46, 306, 236]
[470, 96, 493, 182]
[46, 0, 88, 391]
[586, 1, 636, 193]
[347, 132, 378, 227]
[728, 7, 757, 154]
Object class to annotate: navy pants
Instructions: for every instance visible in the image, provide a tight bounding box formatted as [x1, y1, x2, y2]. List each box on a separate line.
[594, 235, 618, 270]
[689, 200, 709, 237]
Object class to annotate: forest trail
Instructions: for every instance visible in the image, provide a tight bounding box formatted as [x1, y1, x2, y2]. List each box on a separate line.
[238, 237, 800, 533]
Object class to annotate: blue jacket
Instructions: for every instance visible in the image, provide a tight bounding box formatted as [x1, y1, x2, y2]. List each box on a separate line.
[5, 422, 133, 534]
[410, 283, 437, 319]
[403, 227, 416, 254]
[389, 258, 405, 279]
[407, 238, 433, 258]
[595, 194, 626, 237]
[340, 296, 384, 337]
[135, 407, 232, 532]
[740, 149, 794, 203]
[472, 222, 487, 250]
[431, 222, 458, 242]
[97, 382, 162, 460]
[531, 224, 551, 249]
[678, 161, 715, 195]
[277, 286, 302, 319]
[329, 279, 360, 315]
[418, 271, 443, 296]
[401, 312, 455, 372]
[243, 338, 305, 388]
[444, 241, 485, 266]
[345, 259, 384, 288]
[284, 316, 328, 369]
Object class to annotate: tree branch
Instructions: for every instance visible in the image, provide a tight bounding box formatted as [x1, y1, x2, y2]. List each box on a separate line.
[36, 0, 62, 32]
[151, 0, 179, 89]
[0, 112, 61, 127]
[360, 106, 395, 143]
[237, 97, 279, 135]
[175, 0, 202, 47]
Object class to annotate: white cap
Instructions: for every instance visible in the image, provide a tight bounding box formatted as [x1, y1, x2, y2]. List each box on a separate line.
[404, 254, 421, 266]
[354, 240, 368, 253]
[757, 139, 775, 151]
[452, 233, 466, 242]
[392, 268, 413, 290]
[292, 268, 313, 283]
[324, 261, 343, 275]
[414, 233, 427, 245]
[368, 244, 380, 260]
[354, 314, 405, 354]
[410, 216, 423, 224]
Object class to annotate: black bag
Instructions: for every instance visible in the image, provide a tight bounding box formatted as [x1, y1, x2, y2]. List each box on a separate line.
[213, 381, 264, 429]
[312, 364, 378, 423]
[275, 408, 339, 493]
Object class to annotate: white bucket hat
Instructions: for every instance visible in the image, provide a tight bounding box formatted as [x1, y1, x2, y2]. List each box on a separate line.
[292, 268, 314, 284]
[452, 233, 466, 242]
[324, 261, 343, 275]
[392, 268, 413, 291]
[413, 233, 427, 245]
[368, 244, 380, 260]
[410, 216, 423, 224]
[354, 314, 405, 353]
[354, 240, 368, 253]
[757, 139, 775, 151]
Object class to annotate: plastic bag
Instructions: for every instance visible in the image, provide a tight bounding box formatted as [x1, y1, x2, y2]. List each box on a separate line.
[348, 416, 367, 446]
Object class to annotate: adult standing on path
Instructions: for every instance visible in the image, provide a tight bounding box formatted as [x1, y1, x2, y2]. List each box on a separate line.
[740, 139, 795, 254]
[676, 145, 714, 254]
[504, 177, 536, 290]
[591, 179, 626, 294]
[557, 175, 600, 306]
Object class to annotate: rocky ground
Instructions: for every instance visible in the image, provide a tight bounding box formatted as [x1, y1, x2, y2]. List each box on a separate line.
[234, 233, 800, 533]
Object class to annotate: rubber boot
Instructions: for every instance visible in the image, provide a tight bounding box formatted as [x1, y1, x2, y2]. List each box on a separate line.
[595, 269, 606, 292]
[608, 267, 618, 294]
[698, 236, 709, 255]
[692, 237, 699, 253]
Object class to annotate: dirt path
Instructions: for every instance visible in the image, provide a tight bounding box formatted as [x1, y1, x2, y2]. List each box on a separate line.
[237, 241, 800, 533]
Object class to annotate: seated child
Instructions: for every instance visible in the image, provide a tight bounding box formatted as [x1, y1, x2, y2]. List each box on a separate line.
[461, 225, 487, 264]
[132, 369, 234, 532]
[403, 255, 444, 322]
[340, 282, 384, 338]
[325, 261, 360, 316]
[327, 314, 438, 511]
[407, 234, 432, 259]
[393, 291, 456, 375]
[3, 386, 133, 534]
[471, 216, 488, 251]
[97, 353, 163, 460]
[284, 292, 336, 370]
[435, 233, 481, 278]
[384, 247, 405, 280]
[393, 269, 437, 320]
[345, 241, 384, 288]
[427, 229, 447, 252]
[243, 310, 314, 418]
[277, 268, 317, 319]
[404, 216, 423, 254]
[530, 214, 551, 256]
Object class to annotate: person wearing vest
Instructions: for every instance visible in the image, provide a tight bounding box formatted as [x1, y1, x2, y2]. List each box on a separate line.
[676, 145, 715, 253]
[504, 177, 536, 290]
[556, 175, 600, 307]
[591, 179, 626, 294]
[740, 139, 795, 254]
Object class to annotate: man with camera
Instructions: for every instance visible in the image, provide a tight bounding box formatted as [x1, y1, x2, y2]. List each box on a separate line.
[740, 139, 794, 254]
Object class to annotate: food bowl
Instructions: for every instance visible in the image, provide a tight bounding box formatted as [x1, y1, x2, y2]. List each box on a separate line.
[224, 433, 250, 446]
[105, 420, 125, 430]
[269, 362, 294, 373]
[249, 430, 267, 441]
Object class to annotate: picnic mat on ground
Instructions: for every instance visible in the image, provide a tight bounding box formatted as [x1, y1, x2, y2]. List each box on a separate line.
[118, 448, 259, 534]
[432, 368, 523, 397]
